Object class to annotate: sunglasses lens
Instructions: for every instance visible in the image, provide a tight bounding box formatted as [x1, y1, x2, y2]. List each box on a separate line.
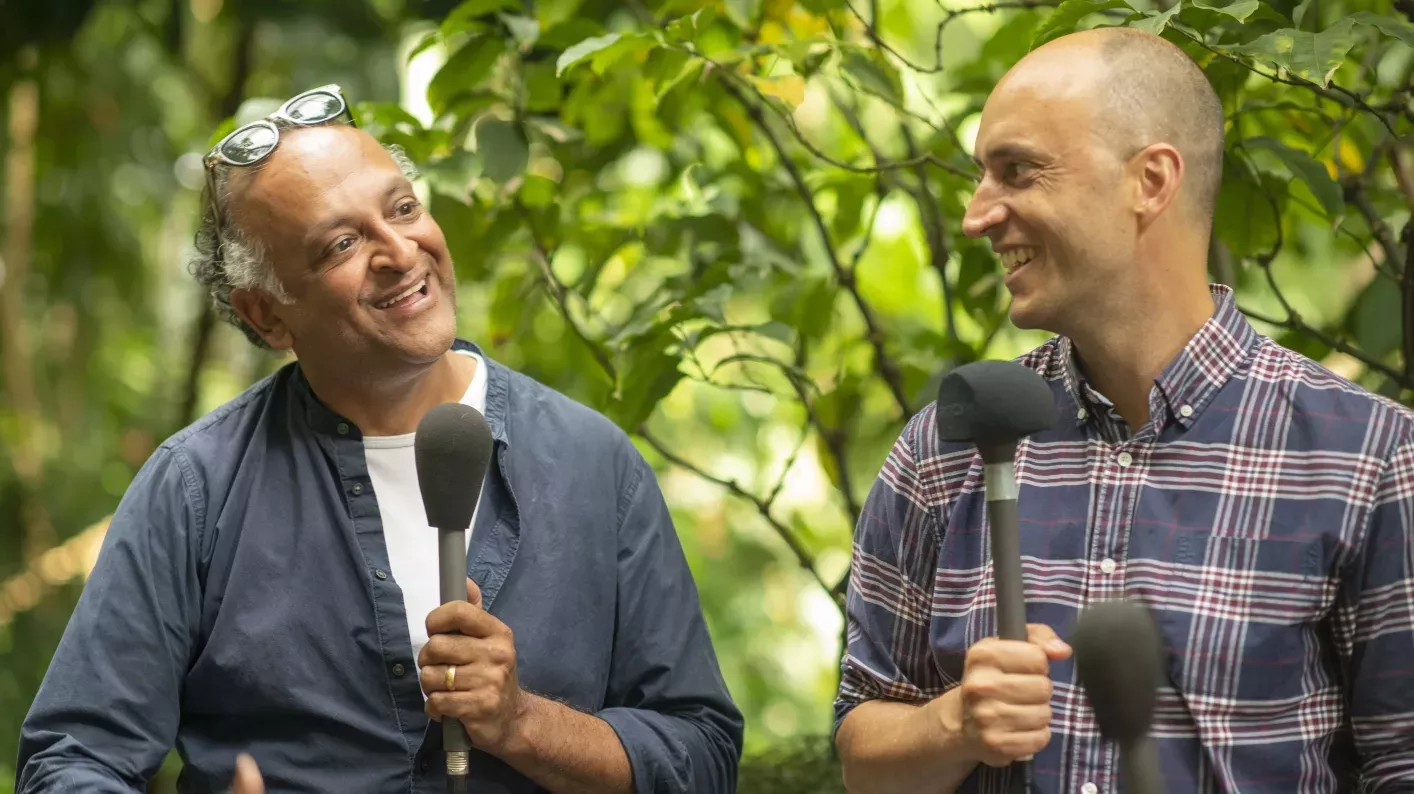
[286, 91, 344, 124]
[220, 124, 279, 165]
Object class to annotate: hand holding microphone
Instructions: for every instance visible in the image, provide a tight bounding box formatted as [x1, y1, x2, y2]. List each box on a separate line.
[414, 403, 497, 794]
[936, 359, 1058, 791]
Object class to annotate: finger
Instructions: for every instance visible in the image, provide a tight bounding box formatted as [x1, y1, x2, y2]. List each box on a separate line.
[1026, 623, 1072, 660]
[230, 753, 265, 794]
[419, 633, 515, 670]
[964, 671, 1054, 707]
[969, 700, 1053, 733]
[425, 600, 506, 639]
[467, 576, 483, 608]
[977, 728, 1052, 767]
[967, 638, 1050, 675]
[420, 663, 465, 695]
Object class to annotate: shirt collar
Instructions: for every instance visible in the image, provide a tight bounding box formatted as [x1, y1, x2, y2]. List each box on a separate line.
[293, 338, 513, 446]
[1055, 284, 1262, 430]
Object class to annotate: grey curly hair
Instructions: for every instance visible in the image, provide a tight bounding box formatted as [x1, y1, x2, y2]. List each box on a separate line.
[188, 120, 420, 349]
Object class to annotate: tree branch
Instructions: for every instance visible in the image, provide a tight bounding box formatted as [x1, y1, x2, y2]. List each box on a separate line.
[518, 203, 619, 383]
[1241, 303, 1411, 387]
[844, 0, 1061, 75]
[901, 124, 958, 343]
[719, 78, 914, 419]
[638, 428, 838, 606]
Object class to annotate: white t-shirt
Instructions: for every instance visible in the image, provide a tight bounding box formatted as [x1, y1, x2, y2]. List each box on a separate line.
[364, 350, 489, 667]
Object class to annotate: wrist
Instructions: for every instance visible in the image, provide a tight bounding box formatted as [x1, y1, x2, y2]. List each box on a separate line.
[923, 686, 980, 765]
[485, 689, 539, 761]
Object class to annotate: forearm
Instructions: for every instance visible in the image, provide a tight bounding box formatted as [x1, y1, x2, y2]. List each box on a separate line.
[836, 689, 978, 794]
[491, 693, 634, 794]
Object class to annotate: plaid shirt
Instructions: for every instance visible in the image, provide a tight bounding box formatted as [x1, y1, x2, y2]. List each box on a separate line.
[836, 285, 1414, 793]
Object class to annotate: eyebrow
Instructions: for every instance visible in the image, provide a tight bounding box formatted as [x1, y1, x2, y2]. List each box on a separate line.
[973, 142, 1045, 170]
[303, 175, 413, 249]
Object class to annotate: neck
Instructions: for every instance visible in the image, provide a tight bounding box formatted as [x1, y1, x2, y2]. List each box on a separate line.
[1066, 268, 1215, 433]
[300, 349, 476, 436]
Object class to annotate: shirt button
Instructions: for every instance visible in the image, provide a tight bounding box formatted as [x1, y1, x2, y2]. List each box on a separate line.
[1077, 407, 1088, 420]
[375, 569, 387, 580]
[1179, 404, 1194, 418]
[337, 422, 350, 435]
[1082, 784, 1099, 794]
[1100, 558, 1117, 574]
[351, 483, 363, 495]
[420, 759, 430, 773]
[392, 663, 405, 676]
[1117, 451, 1133, 467]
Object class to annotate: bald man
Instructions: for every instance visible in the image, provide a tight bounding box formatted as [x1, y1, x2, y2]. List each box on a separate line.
[833, 27, 1414, 794]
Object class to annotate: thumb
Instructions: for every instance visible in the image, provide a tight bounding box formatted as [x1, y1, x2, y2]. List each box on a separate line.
[1026, 622, 1071, 660]
[230, 753, 265, 794]
[466, 576, 483, 608]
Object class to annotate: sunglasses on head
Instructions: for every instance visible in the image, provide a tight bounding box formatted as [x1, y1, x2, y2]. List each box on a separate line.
[202, 84, 357, 265]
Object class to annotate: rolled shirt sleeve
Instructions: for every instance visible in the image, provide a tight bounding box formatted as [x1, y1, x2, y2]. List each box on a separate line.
[834, 411, 949, 737]
[16, 446, 202, 793]
[596, 453, 744, 794]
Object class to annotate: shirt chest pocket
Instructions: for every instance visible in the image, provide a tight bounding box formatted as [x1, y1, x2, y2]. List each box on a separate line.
[1130, 525, 1339, 703]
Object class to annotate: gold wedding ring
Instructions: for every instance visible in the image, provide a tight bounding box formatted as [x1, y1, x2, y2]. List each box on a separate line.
[445, 665, 457, 691]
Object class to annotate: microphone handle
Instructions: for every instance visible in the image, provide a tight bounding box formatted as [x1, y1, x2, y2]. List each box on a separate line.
[438, 526, 471, 793]
[984, 458, 1031, 794]
[1122, 736, 1165, 794]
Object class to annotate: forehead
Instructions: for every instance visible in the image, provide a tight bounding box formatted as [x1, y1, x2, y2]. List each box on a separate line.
[974, 51, 1105, 159]
[235, 125, 403, 206]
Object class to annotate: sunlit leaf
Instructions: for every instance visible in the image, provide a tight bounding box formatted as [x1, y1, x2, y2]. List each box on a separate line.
[499, 13, 540, 48]
[1190, 0, 1259, 21]
[750, 75, 806, 109]
[443, 0, 519, 36]
[1031, 0, 1135, 48]
[725, 0, 762, 29]
[556, 33, 620, 76]
[476, 117, 529, 183]
[1229, 19, 1359, 87]
[428, 35, 508, 116]
[1242, 136, 1344, 218]
[519, 174, 558, 207]
[1130, 4, 1181, 35]
[1349, 11, 1414, 47]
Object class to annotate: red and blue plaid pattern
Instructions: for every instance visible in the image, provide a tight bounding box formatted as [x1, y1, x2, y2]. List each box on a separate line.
[835, 285, 1414, 793]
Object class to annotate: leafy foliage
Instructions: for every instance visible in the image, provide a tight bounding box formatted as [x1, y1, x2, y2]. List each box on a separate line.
[0, 0, 1411, 788]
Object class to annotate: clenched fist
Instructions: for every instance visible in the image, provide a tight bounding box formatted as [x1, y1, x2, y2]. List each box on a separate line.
[939, 623, 1071, 767]
[418, 577, 527, 753]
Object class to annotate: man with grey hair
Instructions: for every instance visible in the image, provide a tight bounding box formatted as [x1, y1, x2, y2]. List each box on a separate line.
[17, 85, 743, 794]
[835, 26, 1414, 794]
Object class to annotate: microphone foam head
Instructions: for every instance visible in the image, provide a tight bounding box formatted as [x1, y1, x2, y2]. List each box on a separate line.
[414, 402, 494, 530]
[935, 360, 1056, 449]
[1071, 599, 1164, 745]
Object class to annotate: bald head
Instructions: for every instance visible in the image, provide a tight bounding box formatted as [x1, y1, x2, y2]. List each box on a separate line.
[1007, 27, 1226, 224]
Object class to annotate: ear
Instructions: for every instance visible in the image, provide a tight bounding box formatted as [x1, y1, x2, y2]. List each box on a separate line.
[231, 287, 295, 350]
[1130, 142, 1184, 226]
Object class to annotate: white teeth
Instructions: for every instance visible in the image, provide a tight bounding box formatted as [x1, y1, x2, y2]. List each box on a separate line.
[1000, 248, 1038, 272]
[377, 279, 425, 309]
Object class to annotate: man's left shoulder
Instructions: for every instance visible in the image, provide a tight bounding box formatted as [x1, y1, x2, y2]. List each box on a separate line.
[491, 356, 639, 459]
[1253, 336, 1414, 441]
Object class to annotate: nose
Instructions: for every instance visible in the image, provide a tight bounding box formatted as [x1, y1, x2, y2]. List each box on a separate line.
[368, 221, 420, 273]
[962, 179, 1007, 239]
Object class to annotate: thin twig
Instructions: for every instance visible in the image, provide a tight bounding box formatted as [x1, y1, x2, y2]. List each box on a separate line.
[518, 204, 619, 382]
[1241, 304, 1410, 387]
[719, 78, 914, 418]
[844, 0, 1061, 75]
[638, 428, 837, 603]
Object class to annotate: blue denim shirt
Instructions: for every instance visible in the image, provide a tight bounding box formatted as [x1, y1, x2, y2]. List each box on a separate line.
[16, 340, 743, 793]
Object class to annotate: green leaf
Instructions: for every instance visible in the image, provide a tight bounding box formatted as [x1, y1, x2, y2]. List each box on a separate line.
[428, 36, 508, 116]
[725, 0, 761, 29]
[840, 47, 903, 106]
[1031, 0, 1135, 48]
[476, 118, 529, 183]
[499, 13, 540, 48]
[1214, 160, 1282, 258]
[1229, 18, 1359, 87]
[422, 149, 483, 201]
[443, 0, 519, 36]
[523, 61, 561, 112]
[1242, 136, 1344, 218]
[519, 174, 558, 208]
[607, 343, 685, 431]
[556, 33, 620, 76]
[1190, 0, 1259, 21]
[1130, 4, 1181, 34]
[1347, 274, 1401, 360]
[1349, 11, 1414, 47]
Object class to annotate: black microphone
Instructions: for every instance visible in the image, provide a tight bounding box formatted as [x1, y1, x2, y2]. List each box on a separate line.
[936, 360, 1057, 793]
[415, 402, 495, 794]
[1071, 600, 1166, 794]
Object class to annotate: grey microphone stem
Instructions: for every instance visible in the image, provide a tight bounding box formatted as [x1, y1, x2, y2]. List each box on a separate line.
[439, 525, 471, 794]
[1122, 736, 1165, 794]
[981, 443, 1032, 794]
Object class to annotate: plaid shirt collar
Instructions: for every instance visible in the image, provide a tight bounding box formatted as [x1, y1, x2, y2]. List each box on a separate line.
[1053, 284, 1262, 432]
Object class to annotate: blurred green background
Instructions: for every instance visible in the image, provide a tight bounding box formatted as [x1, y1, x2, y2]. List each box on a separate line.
[0, 0, 1410, 790]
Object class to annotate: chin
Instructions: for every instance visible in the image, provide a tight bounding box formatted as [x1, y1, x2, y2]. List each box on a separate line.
[1006, 299, 1059, 334]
